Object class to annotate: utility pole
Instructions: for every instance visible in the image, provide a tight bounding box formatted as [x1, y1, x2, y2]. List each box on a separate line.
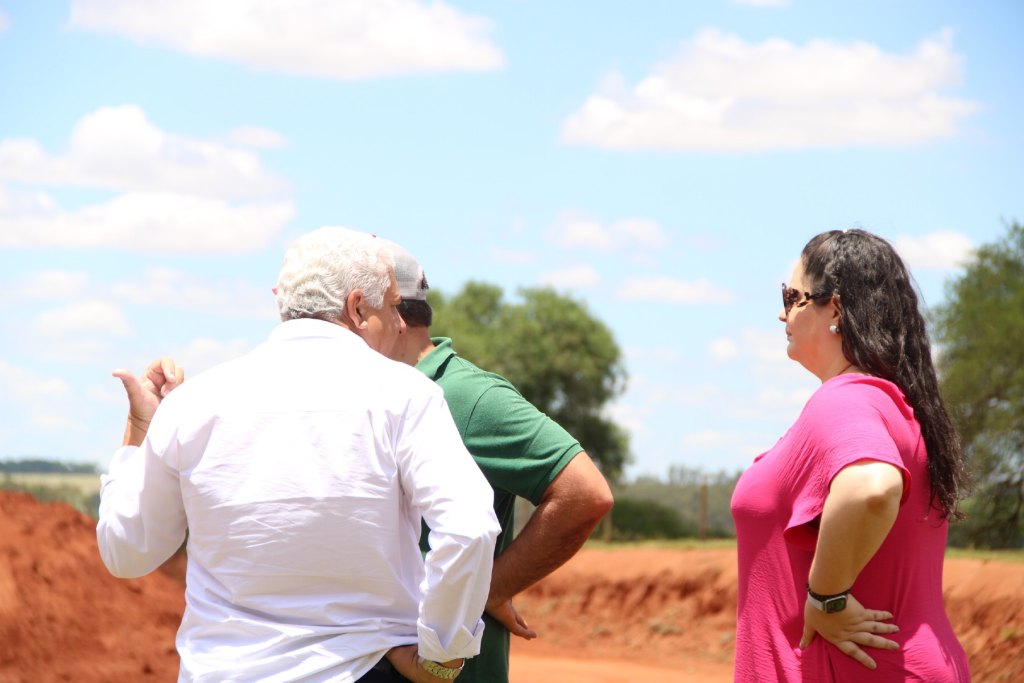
[699, 473, 708, 541]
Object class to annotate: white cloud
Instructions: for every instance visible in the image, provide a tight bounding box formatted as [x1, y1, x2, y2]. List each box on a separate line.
[0, 107, 295, 253]
[68, 0, 504, 79]
[33, 300, 132, 337]
[175, 338, 253, 376]
[606, 400, 650, 439]
[225, 125, 288, 149]
[709, 337, 739, 362]
[31, 412, 89, 432]
[0, 186, 294, 252]
[0, 361, 71, 400]
[8, 270, 91, 301]
[551, 214, 614, 250]
[703, 326, 802, 377]
[548, 211, 668, 251]
[110, 267, 276, 318]
[755, 385, 815, 411]
[538, 265, 600, 289]
[615, 218, 668, 248]
[562, 28, 978, 152]
[740, 327, 788, 362]
[0, 105, 287, 198]
[893, 230, 974, 270]
[0, 9, 10, 32]
[618, 276, 734, 304]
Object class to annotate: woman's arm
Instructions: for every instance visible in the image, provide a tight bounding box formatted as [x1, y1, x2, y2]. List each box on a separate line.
[801, 460, 904, 668]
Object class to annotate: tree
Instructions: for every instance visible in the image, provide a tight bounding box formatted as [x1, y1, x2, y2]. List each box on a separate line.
[429, 282, 631, 482]
[932, 221, 1024, 548]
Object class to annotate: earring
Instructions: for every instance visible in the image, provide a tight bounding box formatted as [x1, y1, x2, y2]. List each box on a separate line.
[828, 324, 839, 335]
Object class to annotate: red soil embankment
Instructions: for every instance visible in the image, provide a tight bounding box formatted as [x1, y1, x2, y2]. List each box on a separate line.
[2, 491, 1022, 682]
[0, 491, 183, 681]
[512, 546, 1024, 683]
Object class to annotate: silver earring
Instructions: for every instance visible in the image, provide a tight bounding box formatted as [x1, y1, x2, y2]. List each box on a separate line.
[828, 324, 839, 335]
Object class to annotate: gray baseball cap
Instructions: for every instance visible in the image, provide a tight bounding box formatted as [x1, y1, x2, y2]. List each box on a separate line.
[378, 238, 428, 301]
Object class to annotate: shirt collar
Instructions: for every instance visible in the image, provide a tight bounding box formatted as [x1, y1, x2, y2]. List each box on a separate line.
[417, 337, 456, 380]
[269, 318, 362, 345]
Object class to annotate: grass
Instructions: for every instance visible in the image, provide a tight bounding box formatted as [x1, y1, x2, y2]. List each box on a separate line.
[585, 538, 737, 551]
[3, 472, 102, 495]
[584, 538, 1024, 561]
[945, 547, 1024, 563]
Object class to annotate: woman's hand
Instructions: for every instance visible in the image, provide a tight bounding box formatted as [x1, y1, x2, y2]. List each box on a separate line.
[800, 592, 900, 669]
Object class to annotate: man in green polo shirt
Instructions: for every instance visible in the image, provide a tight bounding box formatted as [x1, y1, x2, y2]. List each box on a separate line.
[382, 240, 614, 683]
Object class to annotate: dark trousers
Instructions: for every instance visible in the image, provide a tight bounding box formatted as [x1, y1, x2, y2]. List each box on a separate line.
[357, 657, 413, 683]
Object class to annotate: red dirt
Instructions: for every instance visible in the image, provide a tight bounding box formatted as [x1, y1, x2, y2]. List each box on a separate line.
[0, 491, 183, 682]
[511, 547, 1024, 683]
[2, 491, 1021, 682]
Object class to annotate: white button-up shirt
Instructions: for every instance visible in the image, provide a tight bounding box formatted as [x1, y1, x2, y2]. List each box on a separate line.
[97, 319, 499, 682]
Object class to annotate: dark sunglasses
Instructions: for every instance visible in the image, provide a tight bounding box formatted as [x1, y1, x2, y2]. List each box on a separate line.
[781, 283, 830, 314]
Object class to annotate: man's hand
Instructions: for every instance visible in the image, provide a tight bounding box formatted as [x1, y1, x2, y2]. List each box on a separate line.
[112, 357, 185, 446]
[799, 592, 900, 669]
[486, 598, 537, 640]
[384, 645, 464, 682]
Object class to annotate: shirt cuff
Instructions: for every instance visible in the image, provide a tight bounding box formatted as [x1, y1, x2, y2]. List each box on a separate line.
[416, 618, 485, 662]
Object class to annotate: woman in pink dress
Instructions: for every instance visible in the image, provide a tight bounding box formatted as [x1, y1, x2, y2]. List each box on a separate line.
[730, 229, 971, 682]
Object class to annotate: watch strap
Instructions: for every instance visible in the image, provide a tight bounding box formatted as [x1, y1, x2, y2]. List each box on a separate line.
[417, 656, 465, 680]
[807, 584, 851, 602]
[806, 584, 851, 613]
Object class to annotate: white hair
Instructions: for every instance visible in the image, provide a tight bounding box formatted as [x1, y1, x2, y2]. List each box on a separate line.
[275, 227, 394, 322]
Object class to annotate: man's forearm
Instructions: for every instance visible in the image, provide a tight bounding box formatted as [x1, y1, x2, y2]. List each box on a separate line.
[488, 452, 612, 604]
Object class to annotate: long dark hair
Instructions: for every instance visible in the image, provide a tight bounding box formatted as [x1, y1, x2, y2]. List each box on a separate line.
[801, 229, 967, 519]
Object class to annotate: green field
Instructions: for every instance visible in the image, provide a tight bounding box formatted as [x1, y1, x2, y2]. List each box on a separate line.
[3, 472, 102, 495]
[584, 538, 1024, 562]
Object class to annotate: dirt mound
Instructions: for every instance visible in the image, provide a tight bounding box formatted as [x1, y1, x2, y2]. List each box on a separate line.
[0, 491, 183, 682]
[515, 547, 738, 668]
[2, 491, 1021, 682]
[515, 547, 1024, 683]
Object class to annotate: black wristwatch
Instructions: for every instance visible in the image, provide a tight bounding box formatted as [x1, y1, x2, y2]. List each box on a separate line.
[807, 584, 851, 614]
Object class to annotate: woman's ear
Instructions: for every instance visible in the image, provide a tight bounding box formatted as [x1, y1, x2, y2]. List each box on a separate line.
[830, 293, 843, 320]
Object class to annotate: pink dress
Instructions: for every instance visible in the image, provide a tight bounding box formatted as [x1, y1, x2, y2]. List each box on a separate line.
[730, 374, 970, 682]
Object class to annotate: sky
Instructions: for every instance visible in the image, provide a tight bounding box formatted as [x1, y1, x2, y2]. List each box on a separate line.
[1, 1, 1021, 480]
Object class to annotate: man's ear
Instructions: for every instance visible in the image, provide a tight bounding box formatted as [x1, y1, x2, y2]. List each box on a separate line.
[345, 289, 367, 329]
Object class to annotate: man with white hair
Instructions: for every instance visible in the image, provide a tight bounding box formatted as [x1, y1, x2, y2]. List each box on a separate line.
[97, 227, 499, 683]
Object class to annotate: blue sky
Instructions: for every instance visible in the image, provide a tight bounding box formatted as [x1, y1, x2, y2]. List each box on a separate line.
[1, 1, 1021, 479]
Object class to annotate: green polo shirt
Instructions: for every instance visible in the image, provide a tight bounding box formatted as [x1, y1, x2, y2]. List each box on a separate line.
[417, 337, 582, 683]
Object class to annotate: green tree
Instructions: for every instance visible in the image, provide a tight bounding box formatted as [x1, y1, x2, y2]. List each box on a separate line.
[606, 497, 693, 541]
[615, 467, 742, 539]
[430, 282, 630, 482]
[932, 221, 1024, 548]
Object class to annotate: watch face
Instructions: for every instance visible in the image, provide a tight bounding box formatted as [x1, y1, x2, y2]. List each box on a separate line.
[824, 595, 848, 613]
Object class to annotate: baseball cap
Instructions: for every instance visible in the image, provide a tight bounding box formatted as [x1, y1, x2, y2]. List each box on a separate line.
[379, 238, 429, 301]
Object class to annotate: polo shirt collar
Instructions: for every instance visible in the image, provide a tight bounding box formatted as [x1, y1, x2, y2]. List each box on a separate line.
[417, 337, 456, 380]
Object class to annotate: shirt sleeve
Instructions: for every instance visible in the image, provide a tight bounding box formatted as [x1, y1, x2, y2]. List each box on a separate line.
[96, 408, 188, 579]
[461, 383, 582, 505]
[785, 381, 911, 546]
[395, 388, 500, 663]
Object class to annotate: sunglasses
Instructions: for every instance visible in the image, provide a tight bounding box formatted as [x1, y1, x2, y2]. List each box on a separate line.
[781, 283, 830, 314]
